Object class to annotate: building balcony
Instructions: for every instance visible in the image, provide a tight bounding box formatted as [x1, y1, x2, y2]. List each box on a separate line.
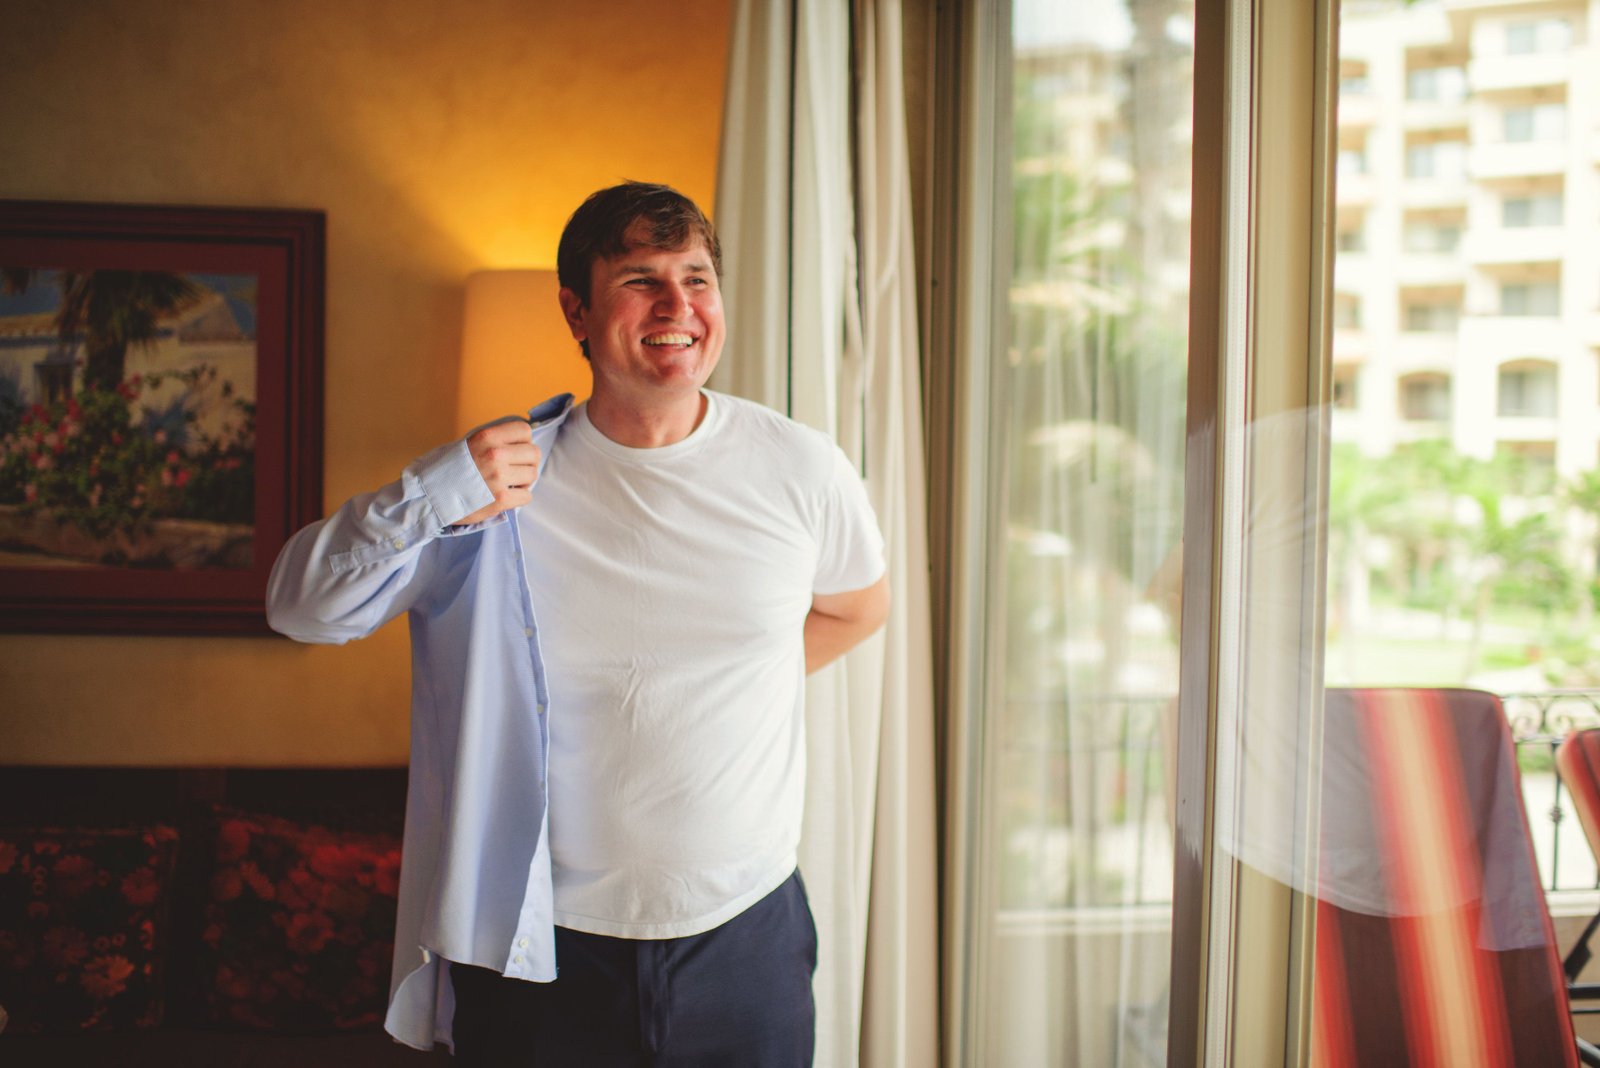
[1495, 415, 1560, 443]
[1392, 331, 1459, 370]
[1395, 252, 1466, 286]
[1463, 227, 1567, 267]
[1468, 52, 1570, 94]
[1332, 253, 1369, 288]
[1401, 176, 1469, 208]
[1469, 140, 1566, 180]
[1338, 93, 1377, 130]
[1336, 171, 1378, 207]
[1403, 99, 1470, 132]
[1459, 314, 1566, 356]
[1394, 419, 1451, 445]
[1332, 328, 1370, 364]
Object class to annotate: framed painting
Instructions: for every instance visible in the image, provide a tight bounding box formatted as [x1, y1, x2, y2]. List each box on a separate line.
[0, 201, 324, 634]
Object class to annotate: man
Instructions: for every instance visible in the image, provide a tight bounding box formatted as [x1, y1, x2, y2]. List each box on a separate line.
[267, 182, 889, 1065]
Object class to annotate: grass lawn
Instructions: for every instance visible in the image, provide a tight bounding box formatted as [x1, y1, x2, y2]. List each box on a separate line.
[1323, 633, 1538, 688]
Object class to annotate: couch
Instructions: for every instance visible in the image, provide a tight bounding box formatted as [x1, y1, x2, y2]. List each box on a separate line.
[0, 766, 450, 1067]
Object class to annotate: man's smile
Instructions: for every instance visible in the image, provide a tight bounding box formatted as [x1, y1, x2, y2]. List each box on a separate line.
[642, 332, 697, 348]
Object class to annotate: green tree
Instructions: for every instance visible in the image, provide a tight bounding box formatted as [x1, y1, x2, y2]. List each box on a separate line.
[2, 269, 199, 391]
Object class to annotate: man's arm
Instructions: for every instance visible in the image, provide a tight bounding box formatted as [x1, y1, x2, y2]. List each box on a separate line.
[265, 418, 539, 643]
[804, 574, 891, 674]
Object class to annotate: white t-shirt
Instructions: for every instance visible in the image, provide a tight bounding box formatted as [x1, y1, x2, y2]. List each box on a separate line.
[519, 390, 885, 939]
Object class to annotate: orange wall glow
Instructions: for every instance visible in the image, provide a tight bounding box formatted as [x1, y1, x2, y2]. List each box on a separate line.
[0, 0, 732, 764]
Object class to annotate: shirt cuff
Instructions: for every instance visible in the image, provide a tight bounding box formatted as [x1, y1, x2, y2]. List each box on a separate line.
[410, 438, 495, 530]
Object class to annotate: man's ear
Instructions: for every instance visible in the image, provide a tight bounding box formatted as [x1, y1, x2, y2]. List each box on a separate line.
[557, 287, 587, 342]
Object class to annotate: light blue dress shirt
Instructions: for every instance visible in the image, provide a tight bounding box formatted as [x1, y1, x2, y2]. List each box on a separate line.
[266, 393, 575, 1051]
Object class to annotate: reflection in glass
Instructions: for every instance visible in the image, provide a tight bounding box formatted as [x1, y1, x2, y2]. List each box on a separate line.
[1328, 6, 1600, 1053]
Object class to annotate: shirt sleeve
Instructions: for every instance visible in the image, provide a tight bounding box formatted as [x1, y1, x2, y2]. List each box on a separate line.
[265, 437, 499, 644]
[812, 446, 887, 595]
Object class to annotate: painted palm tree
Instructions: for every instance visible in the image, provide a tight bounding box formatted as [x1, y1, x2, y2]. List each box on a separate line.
[1, 268, 199, 392]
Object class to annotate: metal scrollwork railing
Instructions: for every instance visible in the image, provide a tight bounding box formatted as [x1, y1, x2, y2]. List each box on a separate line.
[1502, 689, 1600, 894]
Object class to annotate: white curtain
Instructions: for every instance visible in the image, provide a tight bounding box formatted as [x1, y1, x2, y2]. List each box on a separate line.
[713, 2, 938, 1065]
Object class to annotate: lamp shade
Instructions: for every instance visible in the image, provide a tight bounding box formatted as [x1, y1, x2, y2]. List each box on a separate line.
[457, 269, 590, 434]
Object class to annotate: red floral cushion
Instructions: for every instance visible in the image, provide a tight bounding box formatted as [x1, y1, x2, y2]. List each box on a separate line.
[0, 824, 180, 1033]
[195, 807, 401, 1031]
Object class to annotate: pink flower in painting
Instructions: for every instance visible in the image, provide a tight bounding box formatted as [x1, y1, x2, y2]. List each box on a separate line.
[32, 453, 51, 471]
[174, 468, 190, 488]
[160, 467, 174, 487]
[88, 484, 103, 508]
[0, 841, 16, 874]
[153, 429, 166, 445]
[20, 484, 33, 504]
[165, 450, 179, 465]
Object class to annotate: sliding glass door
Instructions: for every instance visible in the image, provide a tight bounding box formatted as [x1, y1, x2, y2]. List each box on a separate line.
[935, 0, 1340, 1064]
[940, 1, 1196, 1064]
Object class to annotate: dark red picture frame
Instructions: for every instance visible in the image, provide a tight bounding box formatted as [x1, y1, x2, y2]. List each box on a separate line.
[0, 201, 323, 634]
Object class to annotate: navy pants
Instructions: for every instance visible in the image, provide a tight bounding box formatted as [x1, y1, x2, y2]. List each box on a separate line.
[450, 870, 817, 1066]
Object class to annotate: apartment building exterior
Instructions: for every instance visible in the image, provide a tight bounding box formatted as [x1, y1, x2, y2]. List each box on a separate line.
[1335, 0, 1600, 481]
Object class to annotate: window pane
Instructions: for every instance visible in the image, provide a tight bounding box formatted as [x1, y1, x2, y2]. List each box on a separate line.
[971, 1, 1193, 1062]
[1501, 281, 1561, 316]
[1330, 4, 1600, 987]
[1400, 374, 1451, 421]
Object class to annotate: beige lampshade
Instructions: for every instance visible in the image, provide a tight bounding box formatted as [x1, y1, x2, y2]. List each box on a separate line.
[457, 269, 590, 434]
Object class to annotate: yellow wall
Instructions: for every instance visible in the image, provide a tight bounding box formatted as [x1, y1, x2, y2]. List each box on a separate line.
[0, 0, 732, 765]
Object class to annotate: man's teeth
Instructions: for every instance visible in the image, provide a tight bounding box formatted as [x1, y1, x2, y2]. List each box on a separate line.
[643, 334, 694, 346]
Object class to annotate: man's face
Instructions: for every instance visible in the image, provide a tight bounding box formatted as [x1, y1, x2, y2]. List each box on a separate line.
[559, 226, 725, 409]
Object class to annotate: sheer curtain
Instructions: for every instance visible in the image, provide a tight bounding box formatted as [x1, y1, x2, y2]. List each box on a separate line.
[945, 2, 1197, 1064]
[712, 2, 937, 1066]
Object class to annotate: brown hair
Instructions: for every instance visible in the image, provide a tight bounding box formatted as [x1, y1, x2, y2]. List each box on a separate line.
[556, 181, 722, 310]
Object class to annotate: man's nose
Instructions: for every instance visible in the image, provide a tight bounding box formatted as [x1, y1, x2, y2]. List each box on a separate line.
[655, 284, 691, 319]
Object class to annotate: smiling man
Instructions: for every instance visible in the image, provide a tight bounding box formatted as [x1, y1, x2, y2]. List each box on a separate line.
[267, 183, 889, 1066]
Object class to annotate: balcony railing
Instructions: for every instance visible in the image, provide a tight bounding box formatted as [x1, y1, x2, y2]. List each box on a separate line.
[1505, 689, 1600, 893]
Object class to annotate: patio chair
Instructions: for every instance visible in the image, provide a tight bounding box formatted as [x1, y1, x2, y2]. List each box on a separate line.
[1555, 730, 1600, 1014]
[1312, 688, 1596, 1067]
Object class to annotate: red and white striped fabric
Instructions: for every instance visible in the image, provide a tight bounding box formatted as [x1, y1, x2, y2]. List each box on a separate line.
[1311, 688, 1577, 1067]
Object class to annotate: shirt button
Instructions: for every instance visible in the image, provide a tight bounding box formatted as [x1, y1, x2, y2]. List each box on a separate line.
[518, 937, 529, 949]
[512, 954, 524, 965]
[523, 626, 533, 638]
[392, 537, 406, 550]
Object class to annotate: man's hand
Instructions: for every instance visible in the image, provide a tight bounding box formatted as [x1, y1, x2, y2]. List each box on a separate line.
[804, 574, 891, 673]
[455, 418, 542, 526]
